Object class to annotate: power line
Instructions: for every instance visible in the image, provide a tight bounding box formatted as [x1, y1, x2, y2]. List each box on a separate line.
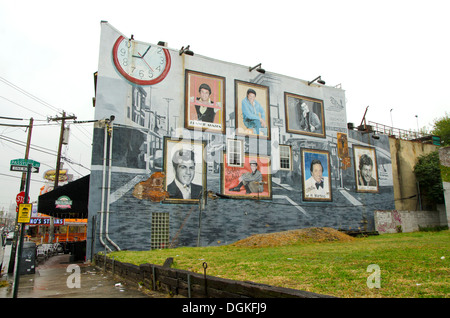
[0, 76, 61, 114]
[0, 96, 48, 119]
[0, 135, 90, 171]
[0, 116, 24, 121]
[0, 135, 57, 156]
[0, 123, 30, 128]
[0, 172, 47, 184]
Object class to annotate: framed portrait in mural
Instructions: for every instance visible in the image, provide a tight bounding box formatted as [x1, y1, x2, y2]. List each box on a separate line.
[163, 137, 207, 204]
[284, 92, 325, 138]
[222, 153, 272, 200]
[235, 80, 271, 139]
[301, 149, 332, 201]
[353, 145, 379, 193]
[185, 70, 225, 134]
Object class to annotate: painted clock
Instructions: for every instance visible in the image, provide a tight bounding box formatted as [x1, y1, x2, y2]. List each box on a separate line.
[112, 35, 171, 85]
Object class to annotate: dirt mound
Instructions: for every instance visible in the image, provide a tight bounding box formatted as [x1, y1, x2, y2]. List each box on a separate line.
[231, 227, 355, 248]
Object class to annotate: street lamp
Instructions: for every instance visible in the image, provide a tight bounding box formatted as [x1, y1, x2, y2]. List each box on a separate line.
[390, 108, 393, 128]
[415, 115, 419, 136]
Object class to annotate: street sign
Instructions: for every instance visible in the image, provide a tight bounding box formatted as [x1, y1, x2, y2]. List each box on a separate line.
[9, 158, 40, 173]
[16, 191, 30, 205]
[10, 158, 40, 167]
[10, 165, 40, 173]
[17, 204, 32, 223]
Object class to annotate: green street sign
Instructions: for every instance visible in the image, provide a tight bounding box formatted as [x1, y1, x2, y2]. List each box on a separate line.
[10, 158, 40, 173]
[10, 158, 40, 168]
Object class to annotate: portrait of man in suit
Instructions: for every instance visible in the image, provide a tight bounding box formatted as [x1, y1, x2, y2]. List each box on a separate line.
[353, 145, 379, 193]
[284, 92, 325, 138]
[164, 139, 204, 203]
[301, 149, 332, 201]
[167, 149, 203, 200]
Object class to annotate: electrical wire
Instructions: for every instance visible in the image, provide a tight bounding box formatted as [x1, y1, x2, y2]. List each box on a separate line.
[0, 76, 62, 114]
[0, 135, 58, 156]
[0, 135, 90, 171]
[0, 96, 48, 119]
[0, 172, 47, 184]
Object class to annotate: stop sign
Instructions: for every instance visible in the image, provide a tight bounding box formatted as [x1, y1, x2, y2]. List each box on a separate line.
[16, 191, 30, 205]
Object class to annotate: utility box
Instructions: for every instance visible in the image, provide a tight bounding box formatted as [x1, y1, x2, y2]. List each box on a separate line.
[20, 242, 37, 275]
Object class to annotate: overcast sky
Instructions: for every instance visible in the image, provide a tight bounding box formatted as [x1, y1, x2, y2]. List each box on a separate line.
[0, 0, 449, 211]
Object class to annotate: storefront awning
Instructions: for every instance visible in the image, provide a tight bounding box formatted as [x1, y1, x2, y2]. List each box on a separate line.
[37, 175, 89, 219]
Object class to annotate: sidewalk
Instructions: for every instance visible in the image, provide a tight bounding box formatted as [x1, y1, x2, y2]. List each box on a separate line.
[0, 254, 166, 298]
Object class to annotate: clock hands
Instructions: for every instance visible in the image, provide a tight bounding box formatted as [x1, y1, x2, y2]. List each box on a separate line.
[141, 45, 151, 58]
[132, 45, 151, 58]
[138, 52, 154, 72]
[130, 45, 154, 72]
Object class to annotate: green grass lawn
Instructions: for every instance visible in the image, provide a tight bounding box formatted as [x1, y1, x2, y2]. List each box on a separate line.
[109, 230, 449, 298]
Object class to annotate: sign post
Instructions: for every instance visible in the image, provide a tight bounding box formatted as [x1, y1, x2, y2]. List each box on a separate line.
[10, 159, 39, 298]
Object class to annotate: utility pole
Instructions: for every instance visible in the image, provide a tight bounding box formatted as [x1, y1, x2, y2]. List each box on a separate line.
[20, 118, 33, 191]
[49, 111, 77, 188]
[48, 112, 76, 243]
[12, 163, 32, 298]
[8, 117, 33, 276]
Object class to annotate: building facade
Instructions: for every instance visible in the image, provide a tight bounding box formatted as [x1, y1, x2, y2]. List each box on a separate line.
[86, 22, 395, 258]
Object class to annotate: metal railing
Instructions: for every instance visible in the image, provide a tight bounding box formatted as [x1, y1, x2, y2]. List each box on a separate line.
[367, 121, 428, 141]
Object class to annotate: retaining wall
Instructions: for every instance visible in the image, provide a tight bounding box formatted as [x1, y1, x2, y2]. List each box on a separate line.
[374, 210, 445, 233]
[94, 254, 334, 298]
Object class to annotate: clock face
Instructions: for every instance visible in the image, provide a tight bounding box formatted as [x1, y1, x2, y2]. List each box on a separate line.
[112, 35, 171, 85]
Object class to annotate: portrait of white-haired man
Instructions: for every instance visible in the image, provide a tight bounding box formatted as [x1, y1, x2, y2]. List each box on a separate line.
[304, 158, 330, 198]
[167, 149, 203, 200]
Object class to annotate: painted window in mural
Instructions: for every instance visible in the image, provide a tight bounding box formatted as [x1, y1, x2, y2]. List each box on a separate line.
[222, 154, 272, 200]
[151, 212, 169, 250]
[227, 139, 244, 167]
[353, 145, 379, 193]
[279, 145, 292, 171]
[235, 80, 271, 139]
[185, 70, 225, 134]
[163, 137, 206, 203]
[301, 149, 332, 201]
[284, 92, 325, 138]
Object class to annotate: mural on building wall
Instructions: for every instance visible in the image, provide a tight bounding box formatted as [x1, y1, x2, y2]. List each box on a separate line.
[353, 145, 379, 193]
[284, 92, 325, 138]
[301, 149, 332, 201]
[163, 137, 206, 203]
[235, 80, 271, 139]
[86, 23, 396, 257]
[222, 153, 271, 199]
[185, 70, 225, 134]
